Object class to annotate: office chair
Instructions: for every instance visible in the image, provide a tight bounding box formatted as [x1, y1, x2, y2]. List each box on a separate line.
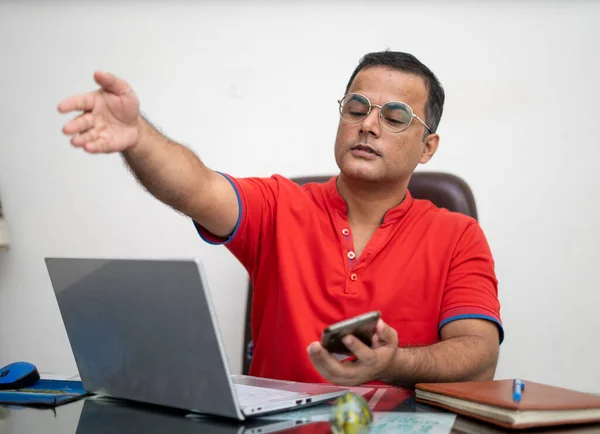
[241, 171, 478, 375]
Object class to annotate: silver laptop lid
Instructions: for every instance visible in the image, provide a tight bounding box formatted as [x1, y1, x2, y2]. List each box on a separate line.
[46, 257, 244, 420]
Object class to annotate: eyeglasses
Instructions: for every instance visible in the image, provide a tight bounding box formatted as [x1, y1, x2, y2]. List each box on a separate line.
[337, 93, 432, 134]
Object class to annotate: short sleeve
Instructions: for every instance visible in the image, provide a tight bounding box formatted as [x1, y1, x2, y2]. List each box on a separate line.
[193, 172, 280, 274]
[439, 221, 504, 343]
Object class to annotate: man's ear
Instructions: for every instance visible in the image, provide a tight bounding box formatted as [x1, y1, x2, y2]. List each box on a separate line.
[419, 133, 439, 164]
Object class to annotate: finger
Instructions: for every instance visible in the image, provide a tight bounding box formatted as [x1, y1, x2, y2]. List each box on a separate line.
[342, 335, 376, 363]
[70, 129, 98, 148]
[83, 138, 108, 154]
[57, 92, 96, 114]
[63, 113, 95, 135]
[376, 320, 398, 346]
[93, 71, 132, 96]
[307, 342, 355, 382]
[371, 333, 384, 348]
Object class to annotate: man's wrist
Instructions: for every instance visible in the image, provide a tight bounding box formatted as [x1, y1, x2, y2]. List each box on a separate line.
[123, 115, 154, 158]
[378, 346, 436, 387]
[378, 347, 409, 386]
[134, 115, 150, 151]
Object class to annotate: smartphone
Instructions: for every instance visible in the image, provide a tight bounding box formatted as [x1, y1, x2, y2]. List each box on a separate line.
[320, 311, 381, 354]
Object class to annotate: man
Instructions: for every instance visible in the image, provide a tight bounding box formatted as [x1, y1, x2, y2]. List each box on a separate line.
[58, 51, 502, 387]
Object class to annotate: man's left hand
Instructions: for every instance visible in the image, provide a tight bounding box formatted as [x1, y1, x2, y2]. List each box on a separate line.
[307, 319, 399, 386]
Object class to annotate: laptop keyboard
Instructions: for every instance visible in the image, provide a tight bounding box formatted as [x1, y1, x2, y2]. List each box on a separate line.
[234, 384, 304, 407]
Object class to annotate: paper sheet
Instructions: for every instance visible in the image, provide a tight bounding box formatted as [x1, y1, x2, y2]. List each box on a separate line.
[370, 412, 456, 434]
[260, 406, 456, 434]
[39, 373, 81, 381]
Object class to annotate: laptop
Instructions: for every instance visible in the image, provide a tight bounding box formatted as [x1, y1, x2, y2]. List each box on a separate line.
[45, 257, 350, 420]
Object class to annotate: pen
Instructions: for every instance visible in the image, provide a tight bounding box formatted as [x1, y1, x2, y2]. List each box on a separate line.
[513, 378, 525, 402]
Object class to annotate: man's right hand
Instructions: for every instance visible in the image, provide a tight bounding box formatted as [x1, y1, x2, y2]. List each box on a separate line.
[57, 71, 241, 239]
[58, 71, 140, 154]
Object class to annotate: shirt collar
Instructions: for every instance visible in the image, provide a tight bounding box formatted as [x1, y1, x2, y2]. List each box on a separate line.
[324, 175, 414, 223]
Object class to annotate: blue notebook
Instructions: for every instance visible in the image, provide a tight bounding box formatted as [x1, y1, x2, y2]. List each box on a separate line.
[0, 379, 89, 407]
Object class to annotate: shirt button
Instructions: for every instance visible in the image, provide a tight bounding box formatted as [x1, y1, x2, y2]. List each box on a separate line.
[350, 273, 358, 281]
[347, 251, 356, 260]
[342, 228, 350, 236]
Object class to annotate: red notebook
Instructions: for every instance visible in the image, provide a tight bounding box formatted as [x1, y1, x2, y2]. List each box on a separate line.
[415, 379, 600, 430]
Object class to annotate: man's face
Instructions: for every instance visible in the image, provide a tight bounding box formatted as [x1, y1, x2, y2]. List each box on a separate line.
[334, 66, 438, 184]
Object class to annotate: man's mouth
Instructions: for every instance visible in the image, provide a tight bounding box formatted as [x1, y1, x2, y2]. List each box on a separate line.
[350, 144, 380, 156]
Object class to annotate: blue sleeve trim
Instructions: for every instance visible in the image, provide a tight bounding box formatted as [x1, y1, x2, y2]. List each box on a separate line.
[439, 314, 505, 344]
[194, 172, 242, 246]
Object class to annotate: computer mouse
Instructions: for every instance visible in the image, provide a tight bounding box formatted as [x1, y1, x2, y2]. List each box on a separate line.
[0, 361, 40, 390]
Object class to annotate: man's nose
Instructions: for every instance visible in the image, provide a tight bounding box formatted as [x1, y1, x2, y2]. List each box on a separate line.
[360, 106, 381, 137]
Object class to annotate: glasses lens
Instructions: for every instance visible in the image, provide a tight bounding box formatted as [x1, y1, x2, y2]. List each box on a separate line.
[339, 94, 370, 123]
[380, 102, 413, 132]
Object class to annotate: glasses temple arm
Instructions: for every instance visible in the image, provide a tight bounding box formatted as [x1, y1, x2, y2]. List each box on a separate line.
[414, 114, 433, 134]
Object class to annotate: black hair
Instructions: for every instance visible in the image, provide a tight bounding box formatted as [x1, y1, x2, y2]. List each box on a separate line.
[345, 51, 445, 135]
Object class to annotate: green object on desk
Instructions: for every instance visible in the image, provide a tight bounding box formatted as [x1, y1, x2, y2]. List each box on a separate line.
[0, 379, 88, 407]
[329, 392, 373, 434]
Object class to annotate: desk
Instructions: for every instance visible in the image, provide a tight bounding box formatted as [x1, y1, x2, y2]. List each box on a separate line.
[1, 389, 600, 434]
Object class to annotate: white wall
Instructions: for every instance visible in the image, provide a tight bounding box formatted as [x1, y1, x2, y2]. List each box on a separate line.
[1, 1, 599, 392]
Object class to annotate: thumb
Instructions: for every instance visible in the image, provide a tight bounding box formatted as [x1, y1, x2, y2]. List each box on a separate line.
[93, 71, 133, 96]
[376, 319, 398, 346]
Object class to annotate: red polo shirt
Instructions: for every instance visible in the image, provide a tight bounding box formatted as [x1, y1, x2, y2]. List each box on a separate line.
[195, 174, 503, 384]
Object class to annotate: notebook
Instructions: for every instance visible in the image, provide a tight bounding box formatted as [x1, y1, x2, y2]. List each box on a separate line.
[452, 415, 600, 434]
[0, 379, 88, 407]
[415, 379, 600, 430]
